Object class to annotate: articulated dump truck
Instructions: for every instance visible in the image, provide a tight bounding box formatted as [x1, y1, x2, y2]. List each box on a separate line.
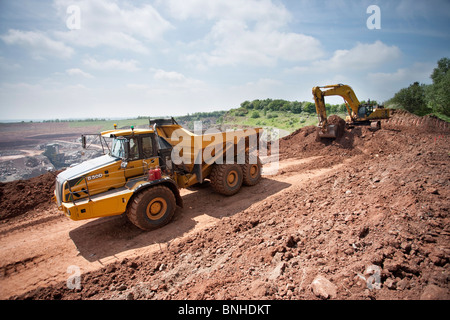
[54, 118, 263, 230]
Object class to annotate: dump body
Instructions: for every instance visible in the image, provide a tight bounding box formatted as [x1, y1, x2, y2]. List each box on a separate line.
[54, 120, 262, 224]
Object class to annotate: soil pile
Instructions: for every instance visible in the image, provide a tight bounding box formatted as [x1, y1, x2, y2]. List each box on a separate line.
[0, 172, 57, 221]
[279, 115, 362, 162]
[10, 110, 449, 300]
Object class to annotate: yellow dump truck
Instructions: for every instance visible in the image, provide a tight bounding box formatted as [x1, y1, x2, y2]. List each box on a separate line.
[54, 118, 263, 230]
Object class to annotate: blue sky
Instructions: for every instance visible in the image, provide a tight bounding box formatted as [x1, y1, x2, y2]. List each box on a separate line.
[0, 0, 449, 121]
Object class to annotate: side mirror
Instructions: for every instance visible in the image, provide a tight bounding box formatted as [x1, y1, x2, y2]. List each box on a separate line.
[81, 135, 87, 149]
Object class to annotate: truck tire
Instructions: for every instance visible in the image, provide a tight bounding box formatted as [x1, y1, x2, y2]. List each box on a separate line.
[127, 185, 176, 231]
[210, 163, 243, 196]
[241, 156, 262, 186]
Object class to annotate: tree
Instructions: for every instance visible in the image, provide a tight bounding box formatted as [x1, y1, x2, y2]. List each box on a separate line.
[302, 101, 316, 114]
[290, 101, 302, 114]
[391, 82, 430, 116]
[240, 101, 251, 109]
[428, 57, 450, 116]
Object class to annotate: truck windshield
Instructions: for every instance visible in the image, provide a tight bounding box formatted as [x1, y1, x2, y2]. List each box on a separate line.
[111, 138, 126, 158]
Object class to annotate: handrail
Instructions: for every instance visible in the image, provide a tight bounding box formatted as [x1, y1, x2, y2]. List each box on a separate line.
[67, 176, 92, 205]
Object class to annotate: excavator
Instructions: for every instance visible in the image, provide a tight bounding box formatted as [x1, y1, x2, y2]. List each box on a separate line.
[312, 84, 390, 138]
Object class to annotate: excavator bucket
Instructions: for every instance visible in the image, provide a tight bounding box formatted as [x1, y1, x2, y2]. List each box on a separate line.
[318, 125, 337, 139]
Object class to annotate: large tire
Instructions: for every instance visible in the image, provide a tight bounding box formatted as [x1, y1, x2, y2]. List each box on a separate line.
[210, 163, 243, 196]
[127, 185, 176, 231]
[241, 156, 262, 186]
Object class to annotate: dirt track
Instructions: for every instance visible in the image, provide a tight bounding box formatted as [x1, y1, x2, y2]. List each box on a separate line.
[1, 110, 449, 300]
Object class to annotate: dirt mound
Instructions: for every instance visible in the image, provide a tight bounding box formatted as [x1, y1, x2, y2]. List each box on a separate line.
[15, 132, 449, 300]
[0, 172, 58, 221]
[4, 109, 450, 301]
[279, 115, 364, 162]
[279, 111, 449, 162]
[387, 109, 450, 132]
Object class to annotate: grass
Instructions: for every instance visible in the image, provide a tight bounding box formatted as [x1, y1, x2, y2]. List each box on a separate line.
[222, 110, 348, 133]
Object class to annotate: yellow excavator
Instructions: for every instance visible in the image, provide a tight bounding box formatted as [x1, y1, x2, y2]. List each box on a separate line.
[312, 84, 390, 138]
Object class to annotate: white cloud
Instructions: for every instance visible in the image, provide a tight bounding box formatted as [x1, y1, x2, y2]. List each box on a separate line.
[126, 69, 204, 94]
[1, 29, 74, 59]
[165, 0, 291, 29]
[289, 41, 401, 74]
[153, 69, 187, 82]
[166, 0, 323, 68]
[195, 20, 323, 67]
[152, 69, 205, 89]
[83, 57, 140, 72]
[53, 0, 174, 53]
[367, 62, 434, 100]
[66, 68, 94, 78]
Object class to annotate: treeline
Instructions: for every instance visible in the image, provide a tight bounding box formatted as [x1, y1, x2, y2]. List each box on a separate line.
[176, 110, 227, 122]
[42, 118, 108, 123]
[233, 98, 348, 116]
[386, 57, 449, 118]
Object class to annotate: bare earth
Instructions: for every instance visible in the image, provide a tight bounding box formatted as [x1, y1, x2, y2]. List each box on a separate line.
[0, 110, 448, 300]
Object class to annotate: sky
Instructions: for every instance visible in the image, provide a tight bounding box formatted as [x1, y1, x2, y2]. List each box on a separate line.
[0, 0, 449, 121]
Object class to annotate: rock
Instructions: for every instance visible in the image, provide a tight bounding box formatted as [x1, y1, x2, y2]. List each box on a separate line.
[117, 284, 127, 291]
[251, 280, 277, 298]
[420, 285, 449, 300]
[268, 262, 286, 280]
[106, 265, 117, 273]
[396, 278, 409, 291]
[384, 278, 396, 290]
[311, 276, 337, 300]
[358, 226, 370, 238]
[427, 188, 439, 195]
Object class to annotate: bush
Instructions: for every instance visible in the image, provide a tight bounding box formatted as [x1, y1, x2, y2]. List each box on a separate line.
[251, 111, 260, 118]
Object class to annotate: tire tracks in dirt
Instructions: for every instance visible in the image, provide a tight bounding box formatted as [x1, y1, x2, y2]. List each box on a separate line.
[0, 154, 351, 299]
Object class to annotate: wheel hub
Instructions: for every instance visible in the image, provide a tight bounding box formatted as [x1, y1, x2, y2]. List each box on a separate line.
[146, 197, 167, 220]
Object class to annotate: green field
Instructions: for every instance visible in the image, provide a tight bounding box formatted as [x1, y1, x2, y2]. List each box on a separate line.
[68, 118, 151, 131]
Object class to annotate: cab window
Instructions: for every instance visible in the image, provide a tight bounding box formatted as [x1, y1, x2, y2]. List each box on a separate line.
[129, 137, 140, 160]
[142, 136, 153, 158]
